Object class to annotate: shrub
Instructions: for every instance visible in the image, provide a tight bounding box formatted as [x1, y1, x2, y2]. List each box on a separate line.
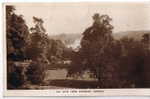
[26, 58, 47, 84]
[7, 62, 25, 89]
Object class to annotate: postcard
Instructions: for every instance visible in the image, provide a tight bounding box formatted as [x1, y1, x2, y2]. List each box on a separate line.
[3, 2, 150, 96]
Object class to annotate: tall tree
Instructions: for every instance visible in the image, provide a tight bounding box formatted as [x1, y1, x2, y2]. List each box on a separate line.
[68, 13, 119, 87]
[6, 5, 29, 61]
[25, 17, 50, 84]
[6, 5, 30, 88]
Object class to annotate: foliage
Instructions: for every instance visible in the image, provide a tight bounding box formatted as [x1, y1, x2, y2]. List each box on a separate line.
[68, 13, 150, 88]
[24, 17, 50, 84]
[26, 60, 47, 84]
[6, 5, 30, 88]
[6, 6, 74, 88]
[25, 16, 70, 83]
[119, 37, 150, 87]
[7, 61, 25, 89]
[7, 6, 150, 88]
[68, 13, 114, 83]
[6, 6, 29, 61]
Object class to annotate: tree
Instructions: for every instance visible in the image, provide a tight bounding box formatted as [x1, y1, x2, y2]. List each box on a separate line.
[26, 17, 49, 61]
[6, 5, 30, 88]
[6, 6, 29, 61]
[68, 13, 150, 88]
[141, 33, 150, 50]
[140, 34, 150, 87]
[118, 37, 145, 87]
[68, 13, 119, 87]
[25, 17, 50, 84]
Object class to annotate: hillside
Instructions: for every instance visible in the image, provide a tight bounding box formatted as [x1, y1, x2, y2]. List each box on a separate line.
[113, 30, 150, 40]
[48, 30, 150, 49]
[50, 33, 82, 46]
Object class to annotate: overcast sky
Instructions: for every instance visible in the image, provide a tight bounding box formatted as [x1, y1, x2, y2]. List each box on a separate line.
[12, 2, 150, 35]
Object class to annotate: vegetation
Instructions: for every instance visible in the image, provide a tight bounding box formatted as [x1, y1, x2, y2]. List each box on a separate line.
[6, 6, 150, 89]
[6, 5, 29, 88]
[6, 6, 71, 88]
[68, 13, 150, 88]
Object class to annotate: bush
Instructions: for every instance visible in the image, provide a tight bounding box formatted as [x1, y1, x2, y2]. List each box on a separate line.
[7, 62, 25, 89]
[26, 59, 47, 84]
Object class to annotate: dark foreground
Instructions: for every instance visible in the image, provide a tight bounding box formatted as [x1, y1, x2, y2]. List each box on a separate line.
[15, 79, 99, 89]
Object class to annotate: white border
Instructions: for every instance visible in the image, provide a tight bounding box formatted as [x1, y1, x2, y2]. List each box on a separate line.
[3, 0, 150, 3]
[3, 89, 150, 96]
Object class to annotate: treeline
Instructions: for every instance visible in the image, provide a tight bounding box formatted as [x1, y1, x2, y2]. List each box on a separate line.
[6, 5, 150, 89]
[6, 6, 72, 89]
[68, 13, 150, 88]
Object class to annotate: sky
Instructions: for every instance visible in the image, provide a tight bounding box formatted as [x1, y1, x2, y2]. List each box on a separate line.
[11, 2, 150, 35]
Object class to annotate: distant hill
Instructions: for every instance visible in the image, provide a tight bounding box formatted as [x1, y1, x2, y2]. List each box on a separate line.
[48, 30, 150, 48]
[50, 33, 82, 46]
[113, 30, 150, 41]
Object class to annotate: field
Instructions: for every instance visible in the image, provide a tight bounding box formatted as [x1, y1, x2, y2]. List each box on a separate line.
[21, 69, 99, 89]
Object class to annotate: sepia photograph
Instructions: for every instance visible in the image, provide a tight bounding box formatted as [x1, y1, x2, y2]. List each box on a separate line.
[3, 2, 150, 96]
